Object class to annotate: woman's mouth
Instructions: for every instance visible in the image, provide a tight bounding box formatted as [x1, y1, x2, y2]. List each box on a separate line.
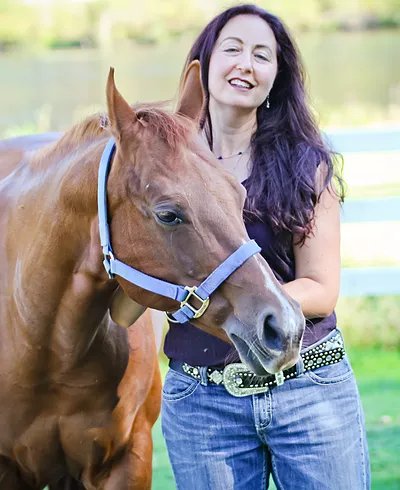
[228, 78, 254, 90]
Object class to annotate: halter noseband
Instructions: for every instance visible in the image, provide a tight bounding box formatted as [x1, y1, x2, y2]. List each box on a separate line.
[98, 138, 261, 323]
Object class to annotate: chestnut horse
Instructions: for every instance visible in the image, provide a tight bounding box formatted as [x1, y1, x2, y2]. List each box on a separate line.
[0, 63, 304, 489]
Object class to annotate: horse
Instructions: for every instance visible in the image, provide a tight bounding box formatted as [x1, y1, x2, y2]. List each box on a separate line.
[0, 62, 305, 489]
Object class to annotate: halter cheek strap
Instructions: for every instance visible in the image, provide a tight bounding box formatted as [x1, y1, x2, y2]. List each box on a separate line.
[98, 138, 261, 323]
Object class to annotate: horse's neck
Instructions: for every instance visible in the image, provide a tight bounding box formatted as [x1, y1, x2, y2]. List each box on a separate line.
[5, 136, 117, 366]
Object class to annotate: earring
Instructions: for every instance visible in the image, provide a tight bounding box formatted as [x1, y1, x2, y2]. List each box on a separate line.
[265, 94, 270, 109]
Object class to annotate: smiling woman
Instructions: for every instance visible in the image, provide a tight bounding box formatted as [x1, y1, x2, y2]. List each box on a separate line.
[156, 4, 371, 490]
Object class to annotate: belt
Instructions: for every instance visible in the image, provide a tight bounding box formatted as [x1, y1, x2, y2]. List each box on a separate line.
[169, 330, 345, 397]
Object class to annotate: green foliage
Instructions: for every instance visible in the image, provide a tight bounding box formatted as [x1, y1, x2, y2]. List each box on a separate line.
[0, 0, 399, 50]
[0, 4, 37, 48]
[337, 296, 400, 349]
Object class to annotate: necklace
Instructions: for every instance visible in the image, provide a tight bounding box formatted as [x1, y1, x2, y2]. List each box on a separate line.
[217, 150, 251, 183]
[216, 147, 250, 161]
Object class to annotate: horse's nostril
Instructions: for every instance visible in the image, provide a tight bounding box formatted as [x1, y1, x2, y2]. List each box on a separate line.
[262, 313, 285, 352]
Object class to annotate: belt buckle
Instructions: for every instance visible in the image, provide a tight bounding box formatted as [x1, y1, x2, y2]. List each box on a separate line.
[223, 363, 270, 397]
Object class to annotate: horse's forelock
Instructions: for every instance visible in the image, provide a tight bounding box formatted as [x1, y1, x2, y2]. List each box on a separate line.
[135, 104, 194, 151]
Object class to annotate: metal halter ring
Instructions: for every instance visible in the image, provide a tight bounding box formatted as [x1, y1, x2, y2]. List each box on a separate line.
[166, 286, 210, 323]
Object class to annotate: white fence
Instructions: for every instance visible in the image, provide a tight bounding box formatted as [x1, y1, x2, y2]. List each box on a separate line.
[326, 128, 400, 296]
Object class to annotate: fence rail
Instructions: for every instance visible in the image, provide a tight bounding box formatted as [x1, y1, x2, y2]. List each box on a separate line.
[325, 128, 400, 296]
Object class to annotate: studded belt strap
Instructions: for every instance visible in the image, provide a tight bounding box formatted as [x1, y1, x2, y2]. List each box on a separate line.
[172, 331, 345, 397]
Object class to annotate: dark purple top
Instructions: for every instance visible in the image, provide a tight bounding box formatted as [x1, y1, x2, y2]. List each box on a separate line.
[164, 202, 336, 366]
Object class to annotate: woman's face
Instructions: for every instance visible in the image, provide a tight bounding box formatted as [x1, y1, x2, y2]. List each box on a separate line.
[208, 14, 278, 112]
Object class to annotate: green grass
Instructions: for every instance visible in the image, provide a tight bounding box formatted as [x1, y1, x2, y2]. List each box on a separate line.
[152, 418, 176, 490]
[350, 348, 400, 490]
[152, 348, 400, 489]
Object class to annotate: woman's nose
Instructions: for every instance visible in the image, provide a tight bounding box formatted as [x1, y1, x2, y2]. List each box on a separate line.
[235, 52, 253, 72]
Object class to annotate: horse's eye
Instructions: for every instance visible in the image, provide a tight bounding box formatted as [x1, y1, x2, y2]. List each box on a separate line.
[155, 210, 183, 226]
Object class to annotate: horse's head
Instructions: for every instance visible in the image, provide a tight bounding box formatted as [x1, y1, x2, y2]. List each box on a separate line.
[104, 64, 304, 374]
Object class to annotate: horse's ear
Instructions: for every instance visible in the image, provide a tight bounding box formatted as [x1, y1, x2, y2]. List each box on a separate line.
[106, 67, 137, 140]
[176, 60, 205, 123]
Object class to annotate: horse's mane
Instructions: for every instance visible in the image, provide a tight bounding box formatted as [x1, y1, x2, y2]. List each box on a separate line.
[56, 103, 193, 151]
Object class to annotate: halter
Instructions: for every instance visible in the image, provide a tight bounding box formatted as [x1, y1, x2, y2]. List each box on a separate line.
[98, 138, 261, 323]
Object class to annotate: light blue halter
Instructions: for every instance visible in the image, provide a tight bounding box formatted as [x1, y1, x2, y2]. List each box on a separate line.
[98, 138, 261, 323]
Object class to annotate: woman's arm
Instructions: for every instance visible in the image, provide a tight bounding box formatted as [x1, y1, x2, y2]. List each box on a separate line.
[110, 288, 147, 327]
[282, 184, 341, 318]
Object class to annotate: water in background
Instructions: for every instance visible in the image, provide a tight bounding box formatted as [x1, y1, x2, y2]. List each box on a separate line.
[0, 30, 399, 136]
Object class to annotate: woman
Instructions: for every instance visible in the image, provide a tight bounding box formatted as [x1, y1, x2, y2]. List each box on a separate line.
[160, 4, 370, 490]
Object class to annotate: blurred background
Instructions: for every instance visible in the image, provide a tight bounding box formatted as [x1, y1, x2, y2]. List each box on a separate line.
[0, 0, 399, 488]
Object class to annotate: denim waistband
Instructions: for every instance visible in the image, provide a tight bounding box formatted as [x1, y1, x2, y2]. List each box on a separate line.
[169, 329, 345, 395]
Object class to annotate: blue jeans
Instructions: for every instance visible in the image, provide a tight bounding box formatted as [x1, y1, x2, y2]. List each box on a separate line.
[161, 332, 370, 489]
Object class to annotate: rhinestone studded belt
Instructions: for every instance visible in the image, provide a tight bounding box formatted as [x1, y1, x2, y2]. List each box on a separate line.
[170, 331, 345, 397]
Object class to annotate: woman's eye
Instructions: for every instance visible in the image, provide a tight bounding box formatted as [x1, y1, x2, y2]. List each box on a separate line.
[155, 211, 183, 226]
[255, 53, 269, 62]
[224, 47, 239, 53]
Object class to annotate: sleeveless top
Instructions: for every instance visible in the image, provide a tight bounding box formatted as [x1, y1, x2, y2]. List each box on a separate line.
[164, 184, 337, 367]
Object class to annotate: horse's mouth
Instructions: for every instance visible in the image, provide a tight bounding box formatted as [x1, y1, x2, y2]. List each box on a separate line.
[230, 333, 270, 375]
[230, 333, 298, 375]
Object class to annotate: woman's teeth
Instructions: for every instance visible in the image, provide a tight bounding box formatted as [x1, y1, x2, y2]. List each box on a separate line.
[229, 79, 252, 89]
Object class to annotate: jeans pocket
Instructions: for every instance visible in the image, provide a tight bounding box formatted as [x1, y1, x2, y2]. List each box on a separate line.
[305, 356, 353, 385]
[162, 368, 200, 401]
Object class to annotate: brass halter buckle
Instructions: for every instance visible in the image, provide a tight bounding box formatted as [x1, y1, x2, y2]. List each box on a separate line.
[166, 286, 210, 323]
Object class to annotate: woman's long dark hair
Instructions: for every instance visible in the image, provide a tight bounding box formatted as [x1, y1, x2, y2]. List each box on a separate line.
[184, 4, 344, 243]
